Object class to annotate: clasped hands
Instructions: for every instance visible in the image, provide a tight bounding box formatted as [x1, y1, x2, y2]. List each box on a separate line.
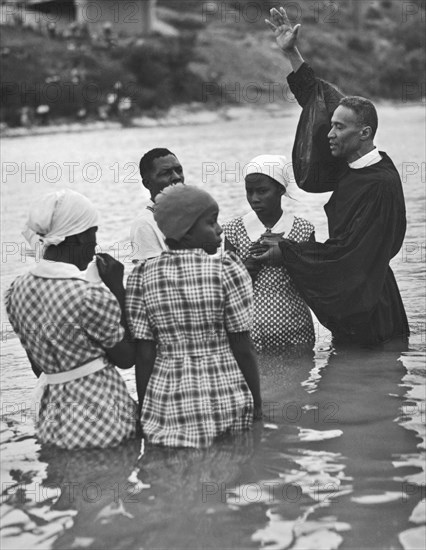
[245, 232, 285, 272]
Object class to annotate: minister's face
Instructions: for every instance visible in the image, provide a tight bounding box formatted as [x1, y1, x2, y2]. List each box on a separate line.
[328, 106, 364, 163]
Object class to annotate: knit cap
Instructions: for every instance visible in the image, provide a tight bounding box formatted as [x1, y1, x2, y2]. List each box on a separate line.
[154, 184, 218, 241]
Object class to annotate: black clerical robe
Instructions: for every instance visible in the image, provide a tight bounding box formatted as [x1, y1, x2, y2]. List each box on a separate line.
[280, 64, 409, 346]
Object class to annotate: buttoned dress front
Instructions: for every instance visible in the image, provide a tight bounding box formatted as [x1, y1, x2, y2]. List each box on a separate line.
[4, 261, 136, 450]
[126, 249, 254, 448]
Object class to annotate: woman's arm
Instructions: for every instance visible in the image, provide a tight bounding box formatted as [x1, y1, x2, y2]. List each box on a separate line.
[228, 331, 262, 418]
[226, 236, 262, 282]
[135, 339, 157, 416]
[96, 253, 136, 369]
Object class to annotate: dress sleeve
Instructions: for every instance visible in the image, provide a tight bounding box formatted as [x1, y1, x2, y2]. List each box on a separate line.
[289, 217, 316, 243]
[222, 251, 253, 333]
[80, 285, 124, 348]
[125, 264, 155, 340]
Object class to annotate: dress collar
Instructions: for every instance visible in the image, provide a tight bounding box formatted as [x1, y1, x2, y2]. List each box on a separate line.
[242, 210, 294, 242]
[30, 259, 88, 280]
[348, 148, 382, 169]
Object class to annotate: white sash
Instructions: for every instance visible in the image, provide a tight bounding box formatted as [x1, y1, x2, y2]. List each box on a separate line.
[33, 357, 106, 407]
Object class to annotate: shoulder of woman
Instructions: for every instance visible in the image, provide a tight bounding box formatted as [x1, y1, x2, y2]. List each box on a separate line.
[3, 280, 16, 312]
[83, 282, 118, 305]
[126, 260, 148, 281]
[222, 216, 243, 232]
[221, 250, 249, 272]
[294, 216, 315, 232]
[4, 273, 35, 310]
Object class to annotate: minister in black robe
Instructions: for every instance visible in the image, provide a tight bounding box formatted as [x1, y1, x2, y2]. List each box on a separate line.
[255, 8, 409, 347]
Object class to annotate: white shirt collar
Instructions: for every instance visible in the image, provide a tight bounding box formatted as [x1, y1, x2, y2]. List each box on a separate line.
[348, 148, 382, 169]
[30, 259, 89, 280]
[242, 210, 294, 242]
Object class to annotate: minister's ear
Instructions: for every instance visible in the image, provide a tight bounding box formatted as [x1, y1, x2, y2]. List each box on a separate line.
[360, 126, 373, 141]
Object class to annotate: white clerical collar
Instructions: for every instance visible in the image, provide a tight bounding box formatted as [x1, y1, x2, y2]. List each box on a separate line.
[30, 259, 88, 280]
[242, 210, 294, 242]
[348, 148, 382, 169]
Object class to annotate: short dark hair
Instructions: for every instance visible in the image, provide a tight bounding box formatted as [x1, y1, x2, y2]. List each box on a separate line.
[139, 148, 175, 183]
[339, 96, 378, 138]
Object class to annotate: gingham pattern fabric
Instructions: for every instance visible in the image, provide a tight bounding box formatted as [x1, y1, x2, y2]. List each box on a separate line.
[223, 216, 315, 352]
[126, 249, 254, 448]
[4, 274, 136, 449]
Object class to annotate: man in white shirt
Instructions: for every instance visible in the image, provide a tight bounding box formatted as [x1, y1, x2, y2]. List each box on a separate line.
[130, 148, 184, 261]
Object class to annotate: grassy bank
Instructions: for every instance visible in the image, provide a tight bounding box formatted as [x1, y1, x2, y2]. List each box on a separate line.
[1, 0, 424, 127]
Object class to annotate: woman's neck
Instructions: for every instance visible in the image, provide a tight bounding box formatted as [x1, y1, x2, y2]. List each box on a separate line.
[43, 245, 84, 270]
[255, 208, 283, 229]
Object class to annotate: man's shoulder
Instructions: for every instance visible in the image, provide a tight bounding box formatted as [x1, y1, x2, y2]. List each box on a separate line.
[131, 207, 156, 231]
[366, 153, 402, 188]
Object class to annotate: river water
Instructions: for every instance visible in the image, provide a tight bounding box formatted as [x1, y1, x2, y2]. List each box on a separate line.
[1, 105, 425, 549]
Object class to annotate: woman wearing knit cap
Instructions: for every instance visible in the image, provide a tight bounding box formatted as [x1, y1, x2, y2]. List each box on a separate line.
[5, 189, 137, 449]
[126, 184, 262, 448]
[223, 155, 315, 353]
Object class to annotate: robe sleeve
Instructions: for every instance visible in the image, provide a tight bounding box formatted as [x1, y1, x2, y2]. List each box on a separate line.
[287, 63, 346, 193]
[278, 182, 406, 332]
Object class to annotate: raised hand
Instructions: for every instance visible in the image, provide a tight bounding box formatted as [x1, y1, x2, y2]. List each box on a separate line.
[265, 7, 301, 53]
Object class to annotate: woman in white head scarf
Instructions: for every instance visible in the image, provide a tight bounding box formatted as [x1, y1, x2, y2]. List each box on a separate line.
[223, 155, 316, 353]
[5, 189, 137, 450]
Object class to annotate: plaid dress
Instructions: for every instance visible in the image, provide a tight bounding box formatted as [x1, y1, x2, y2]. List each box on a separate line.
[224, 215, 315, 352]
[126, 249, 254, 448]
[4, 265, 136, 449]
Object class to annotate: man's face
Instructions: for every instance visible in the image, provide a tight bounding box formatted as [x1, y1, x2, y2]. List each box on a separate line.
[328, 106, 364, 162]
[146, 154, 184, 199]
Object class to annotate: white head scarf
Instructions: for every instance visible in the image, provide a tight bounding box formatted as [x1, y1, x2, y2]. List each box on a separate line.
[22, 189, 98, 248]
[244, 154, 292, 197]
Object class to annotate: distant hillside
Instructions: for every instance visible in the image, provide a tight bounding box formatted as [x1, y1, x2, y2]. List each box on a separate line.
[186, 0, 425, 101]
[1, 0, 424, 127]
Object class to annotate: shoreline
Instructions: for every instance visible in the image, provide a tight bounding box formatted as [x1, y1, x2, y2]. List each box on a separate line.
[0, 103, 291, 139]
[2, 100, 420, 139]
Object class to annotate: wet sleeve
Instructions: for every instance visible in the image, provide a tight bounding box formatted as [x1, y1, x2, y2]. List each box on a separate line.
[278, 184, 406, 329]
[222, 251, 253, 333]
[80, 285, 124, 348]
[287, 63, 345, 193]
[125, 265, 155, 341]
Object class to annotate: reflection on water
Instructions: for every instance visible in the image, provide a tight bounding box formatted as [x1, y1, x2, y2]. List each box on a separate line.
[2, 347, 423, 549]
[1, 108, 425, 549]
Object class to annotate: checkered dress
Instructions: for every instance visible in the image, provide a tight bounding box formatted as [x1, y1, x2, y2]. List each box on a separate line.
[126, 249, 254, 448]
[4, 274, 137, 449]
[223, 216, 315, 352]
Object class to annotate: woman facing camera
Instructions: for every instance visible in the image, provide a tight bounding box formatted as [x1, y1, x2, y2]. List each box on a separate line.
[223, 155, 315, 353]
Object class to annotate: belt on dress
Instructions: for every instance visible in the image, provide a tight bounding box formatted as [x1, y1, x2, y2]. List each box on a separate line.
[158, 338, 229, 358]
[33, 356, 107, 407]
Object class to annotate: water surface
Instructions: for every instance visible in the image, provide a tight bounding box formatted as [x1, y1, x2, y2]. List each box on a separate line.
[1, 105, 425, 549]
